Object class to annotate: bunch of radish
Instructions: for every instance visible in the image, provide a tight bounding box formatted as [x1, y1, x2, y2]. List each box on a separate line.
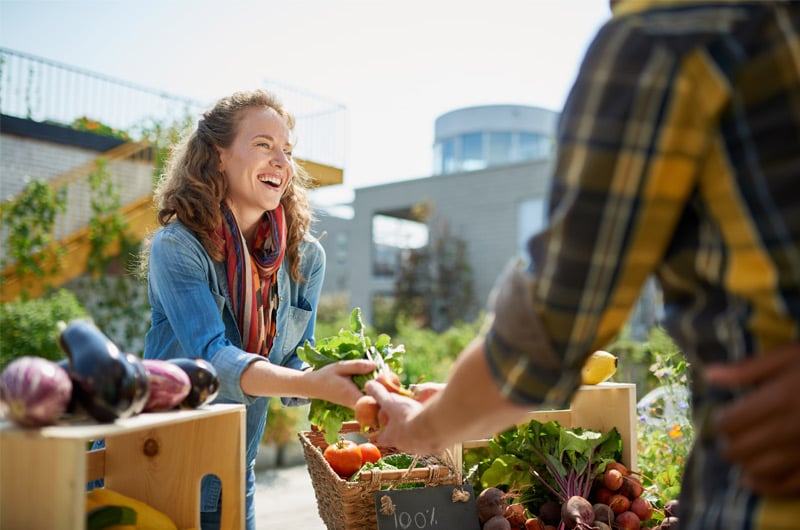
[588, 462, 652, 530]
[476, 487, 556, 530]
[474, 463, 681, 530]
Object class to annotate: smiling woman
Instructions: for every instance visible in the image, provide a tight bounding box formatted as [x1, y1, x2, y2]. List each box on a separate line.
[136, 89, 376, 530]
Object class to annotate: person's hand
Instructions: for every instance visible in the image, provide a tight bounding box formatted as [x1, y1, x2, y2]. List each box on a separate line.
[706, 344, 800, 497]
[364, 379, 435, 454]
[308, 359, 375, 409]
[409, 382, 446, 403]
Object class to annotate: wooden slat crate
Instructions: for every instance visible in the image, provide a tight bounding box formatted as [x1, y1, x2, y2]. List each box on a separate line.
[0, 403, 246, 530]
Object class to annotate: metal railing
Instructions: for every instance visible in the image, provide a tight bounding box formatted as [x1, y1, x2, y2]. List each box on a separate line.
[0, 47, 206, 138]
[0, 47, 347, 170]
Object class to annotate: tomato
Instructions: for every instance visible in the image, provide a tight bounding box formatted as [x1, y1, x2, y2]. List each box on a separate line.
[323, 438, 363, 477]
[359, 442, 382, 464]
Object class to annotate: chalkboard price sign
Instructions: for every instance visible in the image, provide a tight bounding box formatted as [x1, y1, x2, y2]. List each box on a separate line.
[373, 484, 481, 530]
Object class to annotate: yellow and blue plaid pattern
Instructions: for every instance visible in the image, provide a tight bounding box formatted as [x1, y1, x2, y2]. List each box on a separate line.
[486, 1, 800, 527]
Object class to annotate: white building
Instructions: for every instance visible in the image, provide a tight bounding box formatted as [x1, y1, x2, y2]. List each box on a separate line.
[317, 104, 560, 326]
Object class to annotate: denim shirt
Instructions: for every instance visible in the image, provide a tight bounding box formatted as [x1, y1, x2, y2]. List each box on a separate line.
[143, 220, 324, 516]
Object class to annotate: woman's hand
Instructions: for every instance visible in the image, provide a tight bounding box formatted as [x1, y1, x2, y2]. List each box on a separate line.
[706, 344, 800, 497]
[306, 360, 375, 408]
[365, 379, 432, 454]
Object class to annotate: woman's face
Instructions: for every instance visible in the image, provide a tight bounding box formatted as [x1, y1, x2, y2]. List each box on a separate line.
[218, 106, 294, 229]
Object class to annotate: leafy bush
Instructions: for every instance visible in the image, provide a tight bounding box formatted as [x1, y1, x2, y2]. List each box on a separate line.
[0, 289, 88, 369]
[638, 336, 694, 502]
[263, 398, 310, 446]
[71, 116, 130, 140]
[627, 327, 692, 505]
[315, 295, 354, 344]
[0, 180, 66, 296]
[392, 316, 484, 385]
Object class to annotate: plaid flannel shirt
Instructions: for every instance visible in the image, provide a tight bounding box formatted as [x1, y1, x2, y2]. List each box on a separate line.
[486, 1, 800, 527]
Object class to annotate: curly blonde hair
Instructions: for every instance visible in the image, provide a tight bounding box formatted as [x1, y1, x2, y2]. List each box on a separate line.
[154, 89, 315, 282]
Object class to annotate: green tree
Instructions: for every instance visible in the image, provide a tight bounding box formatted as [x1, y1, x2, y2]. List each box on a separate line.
[0, 289, 87, 369]
[393, 219, 475, 332]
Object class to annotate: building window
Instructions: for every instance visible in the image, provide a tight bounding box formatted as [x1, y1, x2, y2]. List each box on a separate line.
[461, 132, 485, 171]
[371, 214, 428, 276]
[488, 132, 512, 166]
[519, 132, 551, 160]
[435, 131, 553, 174]
[441, 138, 457, 174]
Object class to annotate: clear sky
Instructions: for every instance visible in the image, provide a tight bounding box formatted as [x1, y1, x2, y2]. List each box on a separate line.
[0, 0, 612, 206]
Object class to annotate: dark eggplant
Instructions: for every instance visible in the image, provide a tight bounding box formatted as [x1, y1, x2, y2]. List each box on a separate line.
[167, 358, 221, 408]
[58, 320, 140, 423]
[55, 358, 78, 414]
[124, 353, 150, 415]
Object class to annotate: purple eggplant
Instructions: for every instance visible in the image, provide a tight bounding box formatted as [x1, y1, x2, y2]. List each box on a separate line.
[141, 359, 191, 411]
[0, 356, 72, 427]
[58, 320, 140, 422]
[167, 358, 221, 408]
[125, 353, 151, 415]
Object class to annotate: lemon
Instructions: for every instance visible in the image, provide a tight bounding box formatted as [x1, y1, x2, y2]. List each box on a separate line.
[581, 350, 618, 385]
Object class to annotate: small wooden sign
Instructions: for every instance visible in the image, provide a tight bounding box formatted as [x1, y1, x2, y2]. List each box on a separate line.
[373, 484, 480, 530]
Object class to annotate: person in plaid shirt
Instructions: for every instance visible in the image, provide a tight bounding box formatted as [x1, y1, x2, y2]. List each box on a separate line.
[367, 2, 800, 528]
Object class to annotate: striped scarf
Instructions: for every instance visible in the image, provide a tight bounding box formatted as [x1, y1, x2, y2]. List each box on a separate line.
[215, 203, 286, 356]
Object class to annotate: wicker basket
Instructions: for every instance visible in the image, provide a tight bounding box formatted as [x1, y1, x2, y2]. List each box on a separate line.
[299, 421, 462, 530]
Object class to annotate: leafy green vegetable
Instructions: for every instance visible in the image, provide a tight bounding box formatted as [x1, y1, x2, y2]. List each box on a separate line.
[352, 453, 427, 488]
[468, 418, 622, 510]
[297, 307, 405, 444]
[378, 453, 421, 469]
[480, 454, 532, 493]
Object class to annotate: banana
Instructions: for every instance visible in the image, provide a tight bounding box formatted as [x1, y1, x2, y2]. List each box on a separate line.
[581, 350, 618, 385]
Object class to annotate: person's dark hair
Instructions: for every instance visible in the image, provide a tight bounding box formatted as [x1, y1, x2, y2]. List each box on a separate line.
[152, 89, 315, 282]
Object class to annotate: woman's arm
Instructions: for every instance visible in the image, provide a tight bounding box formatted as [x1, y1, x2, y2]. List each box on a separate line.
[241, 358, 374, 408]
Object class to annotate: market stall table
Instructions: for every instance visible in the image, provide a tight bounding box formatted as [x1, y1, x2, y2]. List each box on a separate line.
[0, 403, 245, 530]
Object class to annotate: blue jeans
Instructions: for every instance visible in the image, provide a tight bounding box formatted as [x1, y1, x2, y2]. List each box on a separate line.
[200, 466, 256, 530]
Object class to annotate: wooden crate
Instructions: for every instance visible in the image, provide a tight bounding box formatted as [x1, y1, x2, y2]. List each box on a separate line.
[0, 403, 246, 530]
[461, 382, 638, 470]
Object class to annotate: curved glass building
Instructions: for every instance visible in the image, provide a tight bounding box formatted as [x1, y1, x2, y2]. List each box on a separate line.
[432, 104, 559, 175]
